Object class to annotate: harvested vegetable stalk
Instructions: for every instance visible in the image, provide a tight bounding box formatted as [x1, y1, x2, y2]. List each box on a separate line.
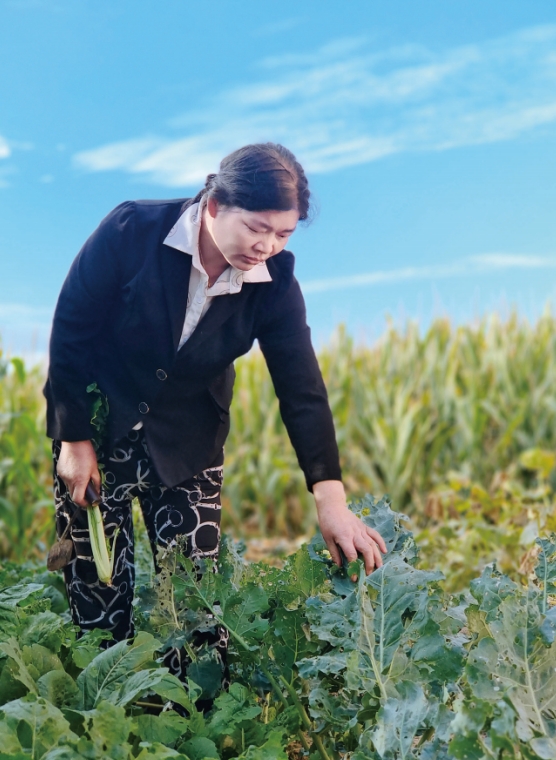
[85, 482, 119, 586]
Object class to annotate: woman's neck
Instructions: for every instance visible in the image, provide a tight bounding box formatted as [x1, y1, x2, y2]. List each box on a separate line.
[199, 207, 229, 285]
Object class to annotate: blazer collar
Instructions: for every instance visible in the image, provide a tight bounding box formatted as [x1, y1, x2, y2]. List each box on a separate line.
[160, 201, 264, 358]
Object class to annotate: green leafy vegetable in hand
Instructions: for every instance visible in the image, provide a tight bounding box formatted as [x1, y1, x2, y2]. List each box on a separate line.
[84, 384, 115, 582]
[85, 482, 119, 586]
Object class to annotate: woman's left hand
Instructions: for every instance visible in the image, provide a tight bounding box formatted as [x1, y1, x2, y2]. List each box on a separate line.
[313, 480, 387, 581]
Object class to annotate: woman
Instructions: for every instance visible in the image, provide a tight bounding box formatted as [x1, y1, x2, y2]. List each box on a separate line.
[44, 142, 387, 689]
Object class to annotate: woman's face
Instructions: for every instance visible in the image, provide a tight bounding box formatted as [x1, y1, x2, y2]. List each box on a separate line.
[206, 197, 299, 271]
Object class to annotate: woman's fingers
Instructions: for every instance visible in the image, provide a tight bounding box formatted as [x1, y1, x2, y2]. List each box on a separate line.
[354, 534, 382, 575]
[323, 520, 388, 581]
[330, 533, 386, 579]
[366, 527, 388, 554]
[372, 540, 384, 569]
[325, 539, 342, 568]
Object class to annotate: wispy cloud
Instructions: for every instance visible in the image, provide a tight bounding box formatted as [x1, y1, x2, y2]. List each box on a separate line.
[0, 136, 11, 160]
[74, 24, 556, 186]
[301, 253, 556, 294]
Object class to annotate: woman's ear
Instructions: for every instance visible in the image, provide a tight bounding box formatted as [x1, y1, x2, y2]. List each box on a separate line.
[207, 196, 219, 219]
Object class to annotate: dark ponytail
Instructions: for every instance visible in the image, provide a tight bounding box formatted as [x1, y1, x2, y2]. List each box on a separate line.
[194, 143, 312, 222]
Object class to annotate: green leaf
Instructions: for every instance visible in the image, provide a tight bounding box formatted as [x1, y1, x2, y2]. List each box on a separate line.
[23, 643, 64, 679]
[82, 700, 134, 759]
[187, 654, 224, 701]
[535, 535, 556, 613]
[466, 594, 556, 749]
[37, 670, 80, 709]
[207, 683, 261, 738]
[136, 711, 190, 745]
[135, 743, 190, 759]
[76, 631, 162, 709]
[0, 638, 38, 694]
[0, 716, 23, 755]
[70, 628, 114, 669]
[236, 729, 288, 760]
[448, 734, 487, 760]
[42, 747, 91, 759]
[152, 673, 199, 714]
[0, 583, 45, 638]
[221, 583, 269, 645]
[489, 700, 519, 755]
[178, 735, 220, 760]
[1, 694, 79, 759]
[169, 550, 269, 651]
[366, 556, 443, 674]
[350, 494, 416, 562]
[469, 564, 518, 621]
[20, 611, 66, 654]
[450, 695, 491, 736]
[270, 606, 318, 682]
[279, 545, 328, 606]
[307, 685, 359, 733]
[530, 737, 556, 760]
[304, 587, 360, 648]
[111, 667, 171, 708]
[367, 681, 431, 759]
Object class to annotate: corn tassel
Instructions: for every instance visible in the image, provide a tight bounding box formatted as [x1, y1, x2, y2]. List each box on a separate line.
[87, 504, 119, 585]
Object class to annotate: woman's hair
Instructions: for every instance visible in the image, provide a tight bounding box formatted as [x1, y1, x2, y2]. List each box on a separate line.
[192, 142, 311, 222]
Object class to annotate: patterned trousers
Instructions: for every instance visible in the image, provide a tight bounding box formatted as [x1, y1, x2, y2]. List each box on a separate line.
[51, 428, 229, 689]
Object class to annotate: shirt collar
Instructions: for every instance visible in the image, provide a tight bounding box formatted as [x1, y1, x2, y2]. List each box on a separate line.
[163, 199, 273, 287]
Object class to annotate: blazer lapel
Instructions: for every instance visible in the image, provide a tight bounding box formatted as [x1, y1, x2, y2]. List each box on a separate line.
[160, 243, 192, 353]
[177, 286, 252, 357]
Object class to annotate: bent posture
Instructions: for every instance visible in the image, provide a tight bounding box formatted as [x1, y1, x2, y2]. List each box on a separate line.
[44, 142, 386, 689]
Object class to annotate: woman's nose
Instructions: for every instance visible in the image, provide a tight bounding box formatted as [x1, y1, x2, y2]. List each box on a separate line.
[254, 238, 274, 256]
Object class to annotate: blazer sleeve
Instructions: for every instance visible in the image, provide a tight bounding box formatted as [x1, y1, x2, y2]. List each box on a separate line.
[256, 260, 342, 492]
[43, 201, 136, 441]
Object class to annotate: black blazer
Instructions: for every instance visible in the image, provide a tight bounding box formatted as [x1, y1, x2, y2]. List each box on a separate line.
[43, 198, 342, 490]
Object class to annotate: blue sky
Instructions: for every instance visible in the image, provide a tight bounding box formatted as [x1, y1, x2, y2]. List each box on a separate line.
[1, 0, 555, 358]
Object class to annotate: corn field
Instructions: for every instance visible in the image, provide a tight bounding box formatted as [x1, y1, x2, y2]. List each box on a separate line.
[2, 312, 556, 582]
[225, 312, 556, 535]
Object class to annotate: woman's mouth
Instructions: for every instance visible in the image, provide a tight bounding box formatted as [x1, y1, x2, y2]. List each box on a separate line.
[243, 255, 262, 265]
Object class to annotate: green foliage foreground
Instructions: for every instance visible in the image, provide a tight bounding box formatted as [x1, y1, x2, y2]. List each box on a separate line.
[2, 497, 556, 760]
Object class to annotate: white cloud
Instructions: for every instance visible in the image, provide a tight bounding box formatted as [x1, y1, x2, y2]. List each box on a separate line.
[0, 136, 11, 160]
[73, 24, 556, 186]
[301, 253, 556, 294]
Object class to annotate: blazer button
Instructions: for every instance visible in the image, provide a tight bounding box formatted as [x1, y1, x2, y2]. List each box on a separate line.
[138, 402, 149, 414]
[156, 369, 167, 380]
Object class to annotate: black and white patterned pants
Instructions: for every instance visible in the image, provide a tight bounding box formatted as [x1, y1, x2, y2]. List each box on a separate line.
[51, 428, 228, 688]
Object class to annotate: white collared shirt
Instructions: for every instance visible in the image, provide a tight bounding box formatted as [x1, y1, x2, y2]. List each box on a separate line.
[164, 198, 272, 349]
[132, 198, 272, 431]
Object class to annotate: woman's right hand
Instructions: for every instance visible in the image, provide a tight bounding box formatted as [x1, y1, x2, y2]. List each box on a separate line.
[57, 440, 101, 508]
